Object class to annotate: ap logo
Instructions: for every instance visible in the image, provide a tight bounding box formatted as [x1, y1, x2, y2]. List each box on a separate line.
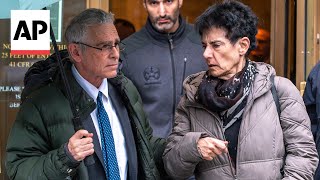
[11, 10, 50, 55]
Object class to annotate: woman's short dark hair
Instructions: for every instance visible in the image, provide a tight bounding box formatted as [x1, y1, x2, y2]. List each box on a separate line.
[195, 0, 258, 56]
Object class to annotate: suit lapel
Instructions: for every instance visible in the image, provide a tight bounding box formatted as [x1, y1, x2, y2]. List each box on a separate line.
[82, 115, 104, 167]
[108, 81, 138, 180]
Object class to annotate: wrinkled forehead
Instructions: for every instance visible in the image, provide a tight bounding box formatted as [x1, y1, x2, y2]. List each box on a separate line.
[201, 27, 228, 41]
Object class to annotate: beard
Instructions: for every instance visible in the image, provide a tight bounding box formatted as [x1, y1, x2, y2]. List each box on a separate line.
[150, 10, 179, 33]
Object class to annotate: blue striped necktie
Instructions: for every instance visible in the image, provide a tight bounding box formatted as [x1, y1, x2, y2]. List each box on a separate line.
[96, 91, 120, 180]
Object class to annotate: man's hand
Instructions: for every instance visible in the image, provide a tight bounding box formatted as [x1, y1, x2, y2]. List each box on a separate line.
[197, 137, 228, 161]
[68, 130, 94, 161]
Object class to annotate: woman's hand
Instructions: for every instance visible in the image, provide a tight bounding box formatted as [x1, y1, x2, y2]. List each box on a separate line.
[197, 137, 228, 160]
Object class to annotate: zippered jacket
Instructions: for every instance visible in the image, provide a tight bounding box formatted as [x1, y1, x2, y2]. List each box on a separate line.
[121, 17, 208, 138]
[163, 62, 318, 180]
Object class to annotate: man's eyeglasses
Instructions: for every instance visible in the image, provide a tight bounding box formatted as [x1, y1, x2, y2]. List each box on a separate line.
[74, 41, 125, 52]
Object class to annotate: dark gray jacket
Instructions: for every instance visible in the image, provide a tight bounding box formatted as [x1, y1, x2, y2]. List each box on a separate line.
[121, 17, 207, 138]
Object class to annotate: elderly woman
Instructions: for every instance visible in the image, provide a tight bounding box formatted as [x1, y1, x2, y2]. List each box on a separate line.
[163, 1, 318, 179]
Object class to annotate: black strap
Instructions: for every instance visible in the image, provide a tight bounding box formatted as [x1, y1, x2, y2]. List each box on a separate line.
[48, 13, 95, 168]
[40, 7, 82, 131]
[270, 75, 286, 176]
[270, 75, 281, 117]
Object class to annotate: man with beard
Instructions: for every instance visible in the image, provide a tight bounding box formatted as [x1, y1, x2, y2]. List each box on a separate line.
[120, 0, 207, 140]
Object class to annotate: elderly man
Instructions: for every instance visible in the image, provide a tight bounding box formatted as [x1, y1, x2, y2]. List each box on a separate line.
[6, 9, 165, 180]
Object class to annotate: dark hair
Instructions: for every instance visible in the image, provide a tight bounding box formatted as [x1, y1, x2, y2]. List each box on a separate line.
[114, 19, 136, 32]
[114, 18, 136, 40]
[195, 0, 258, 56]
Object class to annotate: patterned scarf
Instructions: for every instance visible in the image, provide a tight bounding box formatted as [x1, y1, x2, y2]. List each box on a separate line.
[196, 60, 256, 113]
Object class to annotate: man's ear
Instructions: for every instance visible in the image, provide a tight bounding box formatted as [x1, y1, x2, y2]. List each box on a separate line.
[68, 44, 82, 63]
[238, 37, 250, 56]
[179, 0, 183, 8]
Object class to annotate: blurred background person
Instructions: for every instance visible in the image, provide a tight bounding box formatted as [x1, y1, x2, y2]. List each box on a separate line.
[163, 1, 318, 179]
[114, 18, 136, 40]
[249, 27, 270, 64]
[303, 61, 320, 180]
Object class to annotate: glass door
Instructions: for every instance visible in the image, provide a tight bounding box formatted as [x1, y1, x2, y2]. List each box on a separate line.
[0, 1, 87, 179]
[296, 0, 320, 94]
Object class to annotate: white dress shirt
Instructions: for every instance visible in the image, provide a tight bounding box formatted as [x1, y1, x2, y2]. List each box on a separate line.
[72, 65, 128, 180]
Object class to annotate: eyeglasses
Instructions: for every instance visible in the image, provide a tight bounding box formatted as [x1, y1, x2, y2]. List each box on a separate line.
[74, 41, 125, 52]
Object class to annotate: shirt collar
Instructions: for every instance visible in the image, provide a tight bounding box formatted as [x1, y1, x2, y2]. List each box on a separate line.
[71, 65, 109, 102]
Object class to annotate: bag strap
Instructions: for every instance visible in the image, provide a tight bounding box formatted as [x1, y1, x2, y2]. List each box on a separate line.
[270, 75, 286, 176]
[270, 75, 281, 117]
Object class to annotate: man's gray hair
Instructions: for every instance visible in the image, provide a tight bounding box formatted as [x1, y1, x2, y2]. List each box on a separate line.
[65, 8, 114, 44]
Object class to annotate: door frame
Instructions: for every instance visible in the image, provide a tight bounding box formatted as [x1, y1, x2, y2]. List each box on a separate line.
[86, 0, 109, 11]
[270, 0, 286, 77]
[295, 0, 320, 91]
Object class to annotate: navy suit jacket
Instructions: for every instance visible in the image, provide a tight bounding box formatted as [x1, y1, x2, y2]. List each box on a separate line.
[80, 81, 138, 180]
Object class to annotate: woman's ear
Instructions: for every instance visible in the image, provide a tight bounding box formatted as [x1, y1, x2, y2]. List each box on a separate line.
[68, 43, 82, 63]
[238, 37, 250, 56]
[179, 0, 184, 8]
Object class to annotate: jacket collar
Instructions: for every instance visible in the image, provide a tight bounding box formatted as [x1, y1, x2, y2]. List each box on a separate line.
[248, 62, 276, 100]
[145, 15, 187, 46]
[59, 59, 129, 116]
[71, 64, 110, 102]
[55, 59, 96, 118]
